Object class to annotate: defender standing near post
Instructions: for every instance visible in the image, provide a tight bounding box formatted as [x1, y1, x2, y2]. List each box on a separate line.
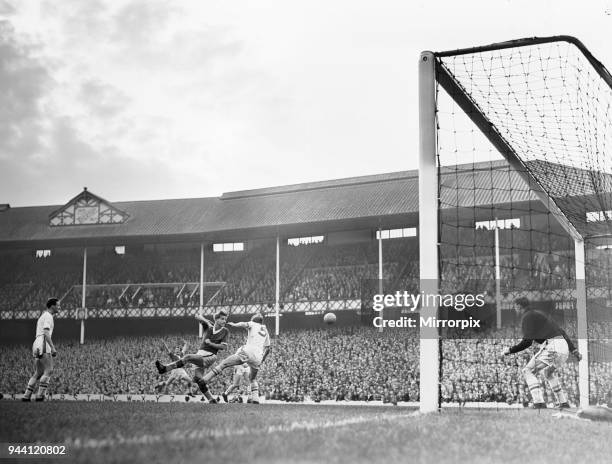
[502, 297, 581, 409]
[22, 298, 59, 402]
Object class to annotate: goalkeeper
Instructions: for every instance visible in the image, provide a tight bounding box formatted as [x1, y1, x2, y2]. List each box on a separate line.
[502, 297, 581, 409]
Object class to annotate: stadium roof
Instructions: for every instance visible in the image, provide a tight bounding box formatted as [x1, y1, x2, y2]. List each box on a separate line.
[0, 160, 584, 248]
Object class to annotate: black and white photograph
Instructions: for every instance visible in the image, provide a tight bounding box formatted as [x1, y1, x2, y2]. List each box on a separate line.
[1, 1, 611, 463]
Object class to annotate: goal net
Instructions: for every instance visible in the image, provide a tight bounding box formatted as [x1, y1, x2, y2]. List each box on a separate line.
[419, 36, 612, 412]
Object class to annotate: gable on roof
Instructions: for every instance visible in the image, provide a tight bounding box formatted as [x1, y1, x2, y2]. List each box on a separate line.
[49, 188, 129, 227]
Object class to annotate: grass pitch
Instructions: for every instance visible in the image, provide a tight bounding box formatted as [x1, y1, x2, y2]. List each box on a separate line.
[1, 402, 611, 464]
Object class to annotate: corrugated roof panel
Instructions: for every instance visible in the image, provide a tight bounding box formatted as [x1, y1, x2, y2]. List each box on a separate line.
[1, 161, 609, 244]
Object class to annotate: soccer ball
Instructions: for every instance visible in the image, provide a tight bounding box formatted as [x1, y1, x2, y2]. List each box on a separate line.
[323, 312, 336, 324]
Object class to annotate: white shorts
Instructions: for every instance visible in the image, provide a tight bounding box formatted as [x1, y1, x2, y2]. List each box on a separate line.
[233, 369, 250, 386]
[235, 346, 263, 370]
[32, 336, 52, 358]
[533, 336, 569, 368]
[168, 368, 192, 383]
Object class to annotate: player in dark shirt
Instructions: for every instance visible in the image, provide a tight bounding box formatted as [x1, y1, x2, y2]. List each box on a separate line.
[502, 297, 581, 409]
[199, 320, 229, 355]
[155, 310, 229, 403]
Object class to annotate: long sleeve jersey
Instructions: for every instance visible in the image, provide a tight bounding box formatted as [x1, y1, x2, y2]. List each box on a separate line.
[508, 309, 577, 354]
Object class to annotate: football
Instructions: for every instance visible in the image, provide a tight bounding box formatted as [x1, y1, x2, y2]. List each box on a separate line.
[323, 312, 337, 324]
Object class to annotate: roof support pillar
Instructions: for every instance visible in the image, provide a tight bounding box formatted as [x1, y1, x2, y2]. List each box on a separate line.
[80, 247, 87, 345]
[199, 242, 205, 338]
[378, 225, 384, 333]
[275, 235, 280, 336]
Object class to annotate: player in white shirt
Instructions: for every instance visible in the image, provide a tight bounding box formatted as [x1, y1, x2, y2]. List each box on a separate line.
[222, 363, 251, 403]
[199, 313, 271, 404]
[22, 298, 59, 402]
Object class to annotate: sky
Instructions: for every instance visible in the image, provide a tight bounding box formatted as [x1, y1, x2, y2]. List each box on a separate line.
[1, 0, 611, 207]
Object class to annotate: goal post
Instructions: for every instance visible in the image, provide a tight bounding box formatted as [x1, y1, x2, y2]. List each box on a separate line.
[574, 239, 589, 407]
[418, 36, 612, 411]
[418, 51, 440, 413]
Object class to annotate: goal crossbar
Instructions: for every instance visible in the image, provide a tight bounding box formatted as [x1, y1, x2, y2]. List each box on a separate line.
[436, 35, 612, 89]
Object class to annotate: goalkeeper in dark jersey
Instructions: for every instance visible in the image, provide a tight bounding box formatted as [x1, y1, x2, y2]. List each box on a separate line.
[502, 297, 581, 409]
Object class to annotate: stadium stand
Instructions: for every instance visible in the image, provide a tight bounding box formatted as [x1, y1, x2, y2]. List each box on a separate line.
[0, 234, 590, 310]
[0, 326, 610, 405]
[0, 239, 420, 310]
[0, 167, 610, 408]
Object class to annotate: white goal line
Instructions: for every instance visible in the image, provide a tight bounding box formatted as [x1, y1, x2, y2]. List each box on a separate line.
[65, 413, 411, 450]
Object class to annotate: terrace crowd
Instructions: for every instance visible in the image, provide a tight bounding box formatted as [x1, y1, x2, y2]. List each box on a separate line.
[0, 326, 610, 406]
[2, 236, 611, 313]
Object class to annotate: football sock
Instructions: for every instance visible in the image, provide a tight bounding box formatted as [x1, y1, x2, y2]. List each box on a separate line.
[523, 368, 544, 404]
[196, 378, 208, 394]
[202, 366, 222, 383]
[546, 372, 568, 405]
[166, 359, 184, 371]
[196, 378, 214, 401]
[36, 375, 50, 399]
[250, 380, 259, 403]
[196, 379, 213, 401]
[23, 376, 38, 399]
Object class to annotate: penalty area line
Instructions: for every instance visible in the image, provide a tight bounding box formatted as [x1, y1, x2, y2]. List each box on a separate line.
[65, 413, 411, 450]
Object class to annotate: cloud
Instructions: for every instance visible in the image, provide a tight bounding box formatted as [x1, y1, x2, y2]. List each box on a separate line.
[0, 1, 372, 209]
[0, 20, 53, 162]
[78, 79, 130, 119]
[1, 0, 398, 207]
[1, 114, 210, 206]
[112, 0, 179, 46]
[0, 1, 15, 15]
